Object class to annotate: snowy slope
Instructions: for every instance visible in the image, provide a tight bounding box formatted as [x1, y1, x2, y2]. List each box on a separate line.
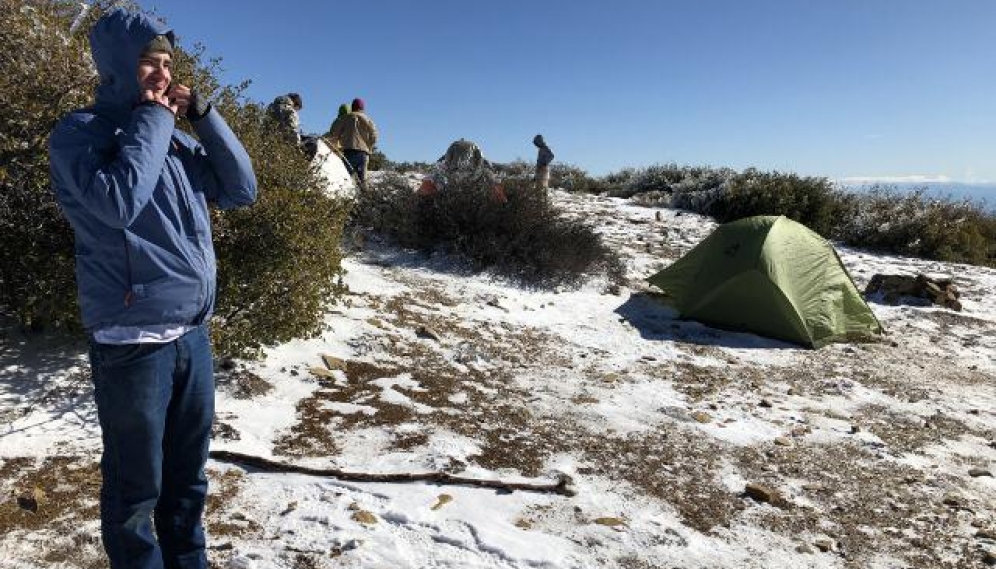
[1, 189, 994, 569]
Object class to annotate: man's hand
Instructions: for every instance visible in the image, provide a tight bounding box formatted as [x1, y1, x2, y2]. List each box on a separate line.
[141, 88, 178, 116]
[166, 84, 193, 118]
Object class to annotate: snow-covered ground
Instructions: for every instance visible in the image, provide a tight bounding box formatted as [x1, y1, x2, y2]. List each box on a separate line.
[2, 189, 995, 568]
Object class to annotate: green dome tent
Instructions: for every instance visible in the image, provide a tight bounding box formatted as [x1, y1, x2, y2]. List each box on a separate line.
[647, 215, 882, 348]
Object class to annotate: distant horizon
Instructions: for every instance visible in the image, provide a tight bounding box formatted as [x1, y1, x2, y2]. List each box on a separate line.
[839, 180, 996, 211]
[137, 0, 996, 183]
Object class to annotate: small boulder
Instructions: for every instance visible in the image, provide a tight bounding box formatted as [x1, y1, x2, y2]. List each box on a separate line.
[321, 354, 348, 371]
[814, 537, 835, 552]
[415, 326, 442, 341]
[593, 517, 627, 530]
[691, 411, 712, 424]
[744, 483, 781, 505]
[865, 273, 963, 311]
[977, 528, 996, 541]
[351, 510, 378, 525]
[431, 494, 453, 511]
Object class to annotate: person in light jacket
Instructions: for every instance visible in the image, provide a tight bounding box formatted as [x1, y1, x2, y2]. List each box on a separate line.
[48, 8, 256, 568]
[533, 134, 555, 189]
[329, 97, 378, 187]
[267, 92, 303, 144]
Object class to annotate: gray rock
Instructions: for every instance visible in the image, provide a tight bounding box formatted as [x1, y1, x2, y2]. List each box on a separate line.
[969, 467, 993, 478]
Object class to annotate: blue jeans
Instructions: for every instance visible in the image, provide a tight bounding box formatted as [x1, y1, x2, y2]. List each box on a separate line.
[343, 149, 369, 184]
[89, 326, 214, 569]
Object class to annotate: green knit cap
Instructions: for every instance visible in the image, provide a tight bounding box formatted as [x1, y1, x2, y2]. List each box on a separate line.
[142, 35, 173, 56]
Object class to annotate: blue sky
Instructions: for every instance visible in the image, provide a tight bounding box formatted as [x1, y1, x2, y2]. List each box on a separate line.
[140, 0, 995, 182]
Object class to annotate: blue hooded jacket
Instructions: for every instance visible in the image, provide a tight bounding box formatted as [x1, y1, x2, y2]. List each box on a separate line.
[49, 8, 257, 331]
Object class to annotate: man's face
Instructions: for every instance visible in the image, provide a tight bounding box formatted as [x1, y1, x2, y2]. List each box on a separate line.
[136, 52, 172, 97]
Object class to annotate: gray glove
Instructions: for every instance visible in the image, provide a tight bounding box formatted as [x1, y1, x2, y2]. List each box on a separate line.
[186, 90, 211, 121]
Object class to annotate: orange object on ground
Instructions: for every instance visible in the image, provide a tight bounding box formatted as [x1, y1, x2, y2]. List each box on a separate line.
[491, 183, 507, 203]
[417, 178, 438, 196]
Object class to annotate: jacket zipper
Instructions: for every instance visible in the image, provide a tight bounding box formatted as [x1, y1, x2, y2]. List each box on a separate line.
[165, 140, 210, 320]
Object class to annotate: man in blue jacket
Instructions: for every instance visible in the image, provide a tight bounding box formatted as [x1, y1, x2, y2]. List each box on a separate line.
[49, 8, 256, 569]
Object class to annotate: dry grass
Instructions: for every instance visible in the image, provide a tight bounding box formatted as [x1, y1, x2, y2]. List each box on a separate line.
[0, 456, 103, 568]
[738, 442, 985, 568]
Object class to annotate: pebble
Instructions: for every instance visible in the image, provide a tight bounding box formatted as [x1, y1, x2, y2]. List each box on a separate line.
[774, 437, 793, 447]
[744, 483, 780, 504]
[943, 494, 967, 509]
[969, 467, 993, 478]
[351, 510, 378, 525]
[415, 325, 442, 341]
[691, 411, 712, 424]
[814, 538, 835, 552]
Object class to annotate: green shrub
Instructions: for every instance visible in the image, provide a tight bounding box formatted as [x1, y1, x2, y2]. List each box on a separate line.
[600, 167, 638, 192]
[387, 160, 434, 175]
[492, 160, 534, 179]
[550, 163, 607, 194]
[0, 0, 100, 331]
[355, 173, 624, 289]
[488, 161, 606, 193]
[0, 0, 349, 357]
[704, 169, 853, 237]
[367, 147, 387, 171]
[599, 164, 736, 204]
[836, 186, 996, 266]
[350, 171, 423, 245]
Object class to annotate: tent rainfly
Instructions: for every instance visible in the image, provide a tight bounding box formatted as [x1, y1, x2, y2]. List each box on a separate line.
[647, 215, 883, 348]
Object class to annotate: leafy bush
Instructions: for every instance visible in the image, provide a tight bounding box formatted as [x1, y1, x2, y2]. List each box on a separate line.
[0, 0, 349, 357]
[603, 162, 995, 267]
[835, 186, 996, 266]
[355, 174, 624, 289]
[387, 160, 434, 175]
[0, 0, 99, 330]
[491, 160, 533, 179]
[703, 169, 853, 237]
[550, 163, 607, 194]
[367, 147, 387, 171]
[487, 160, 606, 194]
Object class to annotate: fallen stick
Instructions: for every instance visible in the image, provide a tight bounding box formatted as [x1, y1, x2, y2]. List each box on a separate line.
[208, 450, 577, 496]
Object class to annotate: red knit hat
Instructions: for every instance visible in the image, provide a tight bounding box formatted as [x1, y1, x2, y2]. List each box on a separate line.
[351, 98, 364, 111]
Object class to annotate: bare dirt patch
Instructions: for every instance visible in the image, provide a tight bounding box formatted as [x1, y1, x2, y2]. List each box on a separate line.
[582, 428, 745, 533]
[855, 404, 994, 455]
[736, 442, 986, 568]
[216, 369, 274, 400]
[0, 455, 103, 568]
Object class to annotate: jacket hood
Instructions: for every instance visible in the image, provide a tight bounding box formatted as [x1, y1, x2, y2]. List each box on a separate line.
[90, 8, 174, 109]
[533, 134, 546, 147]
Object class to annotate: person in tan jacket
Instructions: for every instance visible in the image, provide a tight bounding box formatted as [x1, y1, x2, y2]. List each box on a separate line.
[329, 98, 377, 187]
